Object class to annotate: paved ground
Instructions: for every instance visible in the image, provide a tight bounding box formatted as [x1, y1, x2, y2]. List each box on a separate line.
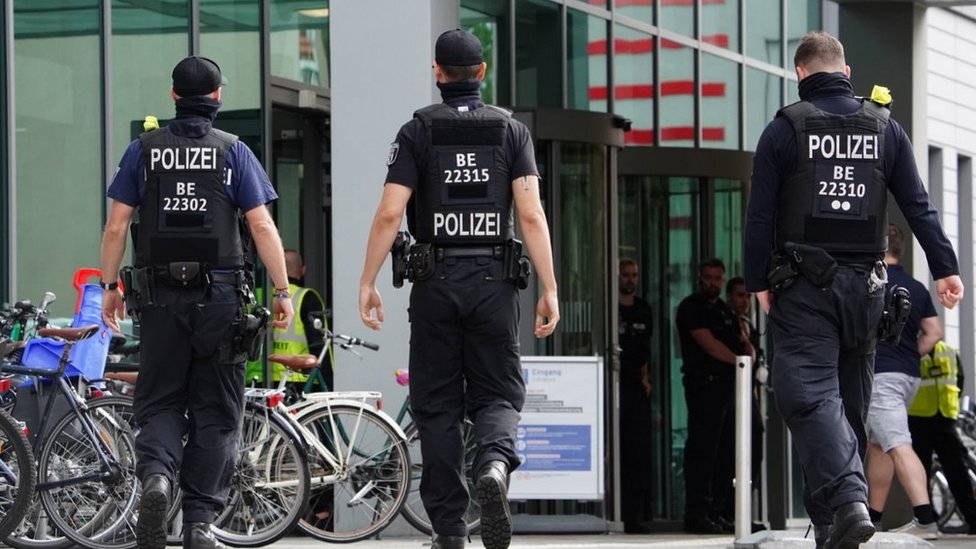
[261, 530, 976, 548]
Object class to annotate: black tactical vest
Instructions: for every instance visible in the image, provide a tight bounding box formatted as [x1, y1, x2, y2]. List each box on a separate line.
[411, 103, 515, 246]
[775, 100, 890, 255]
[135, 127, 244, 268]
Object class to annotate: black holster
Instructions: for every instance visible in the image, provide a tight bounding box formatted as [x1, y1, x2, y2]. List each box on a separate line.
[769, 242, 839, 292]
[878, 285, 912, 343]
[234, 306, 270, 361]
[503, 239, 531, 290]
[120, 266, 154, 326]
[391, 231, 412, 288]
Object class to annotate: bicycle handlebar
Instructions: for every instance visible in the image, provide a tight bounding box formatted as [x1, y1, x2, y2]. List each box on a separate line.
[332, 333, 380, 351]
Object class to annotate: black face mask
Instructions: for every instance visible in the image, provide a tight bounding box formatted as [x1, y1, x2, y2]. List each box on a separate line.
[175, 95, 222, 122]
[798, 71, 854, 101]
[437, 79, 484, 109]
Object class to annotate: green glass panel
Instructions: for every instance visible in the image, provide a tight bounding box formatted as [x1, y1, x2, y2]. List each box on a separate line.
[515, 0, 560, 108]
[557, 143, 606, 356]
[14, 0, 102, 307]
[200, 0, 261, 113]
[701, 53, 739, 150]
[786, 0, 822, 69]
[615, 0, 652, 26]
[745, 0, 781, 65]
[712, 178, 744, 277]
[701, 0, 739, 52]
[270, 0, 330, 87]
[745, 68, 780, 152]
[660, 0, 693, 38]
[659, 43, 694, 147]
[461, 0, 511, 106]
[613, 24, 654, 147]
[111, 1, 189, 157]
[567, 9, 606, 112]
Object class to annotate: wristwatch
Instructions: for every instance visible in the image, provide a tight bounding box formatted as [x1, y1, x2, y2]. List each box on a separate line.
[273, 287, 290, 299]
[99, 279, 119, 291]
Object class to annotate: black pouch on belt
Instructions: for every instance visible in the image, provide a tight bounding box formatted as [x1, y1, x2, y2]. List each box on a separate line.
[784, 242, 838, 287]
[409, 243, 435, 281]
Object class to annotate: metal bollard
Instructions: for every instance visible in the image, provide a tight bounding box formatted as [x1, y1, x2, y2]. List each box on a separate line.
[735, 355, 753, 540]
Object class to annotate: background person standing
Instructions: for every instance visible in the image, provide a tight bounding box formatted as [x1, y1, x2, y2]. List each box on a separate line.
[617, 257, 654, 533]
[357, 29, 559, 549]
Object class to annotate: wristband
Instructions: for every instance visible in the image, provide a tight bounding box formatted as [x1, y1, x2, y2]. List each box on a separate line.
[99, 279, 119, 291]
[274, 291, 291, 300]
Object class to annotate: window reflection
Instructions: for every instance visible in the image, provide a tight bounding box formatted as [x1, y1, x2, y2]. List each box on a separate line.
[613, 25, 654, 146]
[567, 9, 607, 112]
[658, 42, 694, 147]
[701, 0, 739, 52]
[14, 0, 103, 306]
[745, 67, 780, 151]
[745, 0, 781, 65]
[615, 0, 653, 26]
[271, 0, 330, 87]
[786, 0, 821, 69]
[111, 0, 190, 156]
[200, 0, 261, 112]
[516, 0, 560, 108]
[462, 0, 511, 106]
[701, 53, 738, 149]
[660, 0, 694, 38]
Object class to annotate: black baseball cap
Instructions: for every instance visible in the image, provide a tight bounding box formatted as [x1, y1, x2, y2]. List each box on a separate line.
[435, 29, 484, 66]
[172, 55, 228, 97]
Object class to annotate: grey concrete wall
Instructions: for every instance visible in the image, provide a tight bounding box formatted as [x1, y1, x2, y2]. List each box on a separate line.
[330, 0, 457, 414]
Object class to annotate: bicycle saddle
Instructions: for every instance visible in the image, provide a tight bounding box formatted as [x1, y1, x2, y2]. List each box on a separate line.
[38, 324, 100, 342]
[267, 354, 318, 371]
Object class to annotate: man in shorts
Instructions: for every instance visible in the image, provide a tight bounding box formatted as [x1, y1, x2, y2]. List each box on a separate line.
[864, 225, 941, 539]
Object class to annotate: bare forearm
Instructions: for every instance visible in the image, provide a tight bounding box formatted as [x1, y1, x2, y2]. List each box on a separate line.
[360, 209, 403, 287]
[918, 332, 940, 356]
[100, 226, 128, 282]
[520, 210, 557, 295]
[251, 219, 288, 289]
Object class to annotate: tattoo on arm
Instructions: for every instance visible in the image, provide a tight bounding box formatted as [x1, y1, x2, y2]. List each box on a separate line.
[518, 177, 531, 192]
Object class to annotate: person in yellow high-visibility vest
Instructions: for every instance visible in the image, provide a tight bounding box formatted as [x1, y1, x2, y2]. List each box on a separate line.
[246, 249, 330, 390]
[908, 341, 976, 534]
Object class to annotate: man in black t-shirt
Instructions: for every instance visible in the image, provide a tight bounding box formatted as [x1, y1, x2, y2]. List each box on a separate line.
[675, 258, 754, 534]
[617, 258, 654, 533]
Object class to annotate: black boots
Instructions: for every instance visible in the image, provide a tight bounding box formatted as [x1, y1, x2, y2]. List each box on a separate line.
[431, 533, 466, 549]
[477, 461, 512, 549]
[136, 473, 171, 549]
[824, 502, 875, 549]
[183, 522, 226, 549]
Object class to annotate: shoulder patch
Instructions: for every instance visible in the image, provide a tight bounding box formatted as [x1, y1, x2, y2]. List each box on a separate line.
[386, 142, 400, 166]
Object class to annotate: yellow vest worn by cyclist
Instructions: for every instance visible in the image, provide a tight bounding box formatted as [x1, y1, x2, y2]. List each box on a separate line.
[908, 340, 960, 420]
[245, 283, 325, 383]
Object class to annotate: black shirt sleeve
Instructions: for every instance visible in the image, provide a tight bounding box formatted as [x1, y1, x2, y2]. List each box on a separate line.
[384, 119, 424, 190]
[507, 120, 540, 181]
[744, 118, 791, 292]
[884, 120, 959, 279]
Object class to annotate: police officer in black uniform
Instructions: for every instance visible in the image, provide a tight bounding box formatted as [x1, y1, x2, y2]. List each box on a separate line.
[617, 258, 654, 533]
[745, 31, 963, 549]
[358, 30, 559, 549]
[100, 56, 294, 549]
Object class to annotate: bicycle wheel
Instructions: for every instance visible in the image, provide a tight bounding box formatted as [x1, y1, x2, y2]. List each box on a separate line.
[212, 403, 310, 547]
[400, 422, 481, 535]
[37, 396, 139, 549]
[296, 404, 410, 543]
[3, 499, 71, 549]
[0, 407, 36, 540]
[929, 466, 956, 527]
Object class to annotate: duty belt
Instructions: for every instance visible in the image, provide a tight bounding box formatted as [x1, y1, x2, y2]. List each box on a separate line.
[434, 245, 504, 261]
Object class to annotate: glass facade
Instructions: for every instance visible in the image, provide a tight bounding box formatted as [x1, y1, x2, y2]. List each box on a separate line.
[567, 9, 606, 112]
[701, 53, 739, 149]
[271, 0, 330, 87]
[14, 0, 103, 308]
[612, 24, 654, 146]
[515, 0, 560, 108]
[461, 0, 511, 106]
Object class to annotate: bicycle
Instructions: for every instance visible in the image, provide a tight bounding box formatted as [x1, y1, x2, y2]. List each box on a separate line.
[929, 397, 976, 529]
[389, 368, 482, 536]
[247, 329, 410, 543]
[1, 325, 139, 549]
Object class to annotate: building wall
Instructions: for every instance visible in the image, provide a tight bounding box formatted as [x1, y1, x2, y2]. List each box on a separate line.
[926, 6, 976, 399]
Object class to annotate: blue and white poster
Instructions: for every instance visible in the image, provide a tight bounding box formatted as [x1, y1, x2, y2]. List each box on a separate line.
[509, 356, 604, 500]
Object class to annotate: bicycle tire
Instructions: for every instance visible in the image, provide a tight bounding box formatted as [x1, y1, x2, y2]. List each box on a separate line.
[212, 403, 310, 547]
[3, 500, 71, 549]
[929, 466, 956, 527]
[37, 396, 139, 549]
[296, 404, 410, 543]
[400, 422, 481, 536]
[0, 407, 36, 540]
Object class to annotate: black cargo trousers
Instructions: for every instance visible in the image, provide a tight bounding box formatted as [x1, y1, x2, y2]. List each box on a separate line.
[132, 281, 245, 524]
[408, 256, 525, 538]
[769, 265, 884, 526]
